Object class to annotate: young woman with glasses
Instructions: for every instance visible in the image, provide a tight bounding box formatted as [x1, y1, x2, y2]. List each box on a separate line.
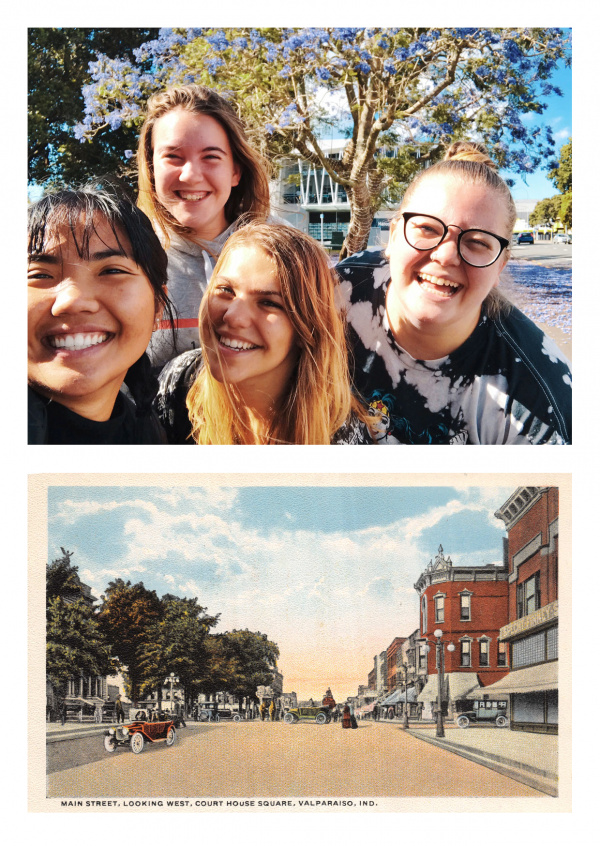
[336, 142, 572, 444]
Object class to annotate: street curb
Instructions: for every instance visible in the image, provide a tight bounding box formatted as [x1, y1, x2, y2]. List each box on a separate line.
[407, 730, 558, 798]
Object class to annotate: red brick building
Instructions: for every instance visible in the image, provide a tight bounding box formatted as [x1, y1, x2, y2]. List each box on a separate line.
[386, 636, 407, 691]
[479, 487, 559, 734]
[414, 544, 509, 719]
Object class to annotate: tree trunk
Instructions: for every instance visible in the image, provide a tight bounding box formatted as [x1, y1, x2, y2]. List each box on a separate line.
[338, 176, 378, 261]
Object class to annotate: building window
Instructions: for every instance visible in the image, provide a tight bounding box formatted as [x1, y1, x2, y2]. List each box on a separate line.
[460, 641, 471, 667]
[434, 595, 444, 623]
[479, 640, 490, 667]
[418, 644, 427, 671]
[460, 594, 471, 621]
[517, 572, 541, 618]
[498, 641, 508, 667]
[547, 626, 558, 660]
[422, 597, 427, 633]
[512, 626, 557, 668]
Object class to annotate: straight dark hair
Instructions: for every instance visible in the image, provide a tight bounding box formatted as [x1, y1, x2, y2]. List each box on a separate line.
[28, 185, 175, 417]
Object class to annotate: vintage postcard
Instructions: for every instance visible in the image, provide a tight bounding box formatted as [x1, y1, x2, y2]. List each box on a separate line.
[29, 472, 570, 814]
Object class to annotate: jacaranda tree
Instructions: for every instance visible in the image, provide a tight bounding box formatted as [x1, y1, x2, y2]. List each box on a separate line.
[73, 27, 570, 257]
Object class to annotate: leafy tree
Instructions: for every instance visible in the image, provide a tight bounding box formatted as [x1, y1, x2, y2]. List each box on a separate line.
[46, 547, 83, 602]
[96, 579, 162, 702]
[46, 597, 114, 697]
[46, 550, 113, 697]
[73, 27, 570, 257]
[530, 138, 572, 230]
[138, 595, 219, 709]
[548, 138, 572, 229]
[548, 137, 571, 193]
[28, 27, 158, 190]
[218, 629, 280, 709]
[529, 195, 562, 227]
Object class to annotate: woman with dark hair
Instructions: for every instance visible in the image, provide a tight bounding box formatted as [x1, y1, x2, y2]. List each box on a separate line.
[137, 84, 272, 368]
[28, 186, 175, 444]
[337, 141, 572, 444]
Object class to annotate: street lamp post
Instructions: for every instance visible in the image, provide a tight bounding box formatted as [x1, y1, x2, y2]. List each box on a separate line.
[402, 663, 409, 730]
[421, 630, 455, 738]
[165, 672, 179, 715]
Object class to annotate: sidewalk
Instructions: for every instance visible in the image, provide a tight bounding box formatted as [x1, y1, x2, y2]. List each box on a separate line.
[406, 723, 559, 797]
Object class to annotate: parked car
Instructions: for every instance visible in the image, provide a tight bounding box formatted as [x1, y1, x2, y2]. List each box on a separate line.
[198, 707, 241, 722]
[455, 699, 508, 728]
[517, 232, 534, 245]
[284, 706, 331, 724]
[553, 233, 571, 244]
[104, 718, 177, 754]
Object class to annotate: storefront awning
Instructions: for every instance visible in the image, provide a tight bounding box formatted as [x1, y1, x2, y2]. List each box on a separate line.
[447, 673, 480, 701]
[65, 697, 96, 707]
[469, 662, 558, 696]
[382, 690, 402, 706]
[417, 678, 441, 703]
[358, 702, 376, 714]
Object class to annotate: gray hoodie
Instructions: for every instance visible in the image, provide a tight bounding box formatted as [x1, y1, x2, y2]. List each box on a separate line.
[147, 223, 237, 369]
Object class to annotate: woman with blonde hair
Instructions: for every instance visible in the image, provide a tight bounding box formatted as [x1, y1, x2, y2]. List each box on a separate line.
[137, 84, 271, 368]
[155, 222, 371, 444]
[337, 141, 572, 444]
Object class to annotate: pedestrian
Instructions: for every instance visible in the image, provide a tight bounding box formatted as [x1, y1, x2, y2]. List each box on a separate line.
[259, 701, 266, 722]
[341, 705, 352, 729]
[350, 705, 358, 730]
[115, 694, 125, 724]
[337, 140, 572, 445]
[155, 222, 372, 444]
[269, 701, 275, 722]
[28, 186, 175, 444]
[60, 699, 67, 726]
[136, 85, 272, 369]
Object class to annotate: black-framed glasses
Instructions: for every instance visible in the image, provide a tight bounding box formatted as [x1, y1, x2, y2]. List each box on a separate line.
[402, 212, 509, 268]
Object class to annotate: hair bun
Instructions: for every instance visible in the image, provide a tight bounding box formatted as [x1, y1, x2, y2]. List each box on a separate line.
[443, 141, 497, 171]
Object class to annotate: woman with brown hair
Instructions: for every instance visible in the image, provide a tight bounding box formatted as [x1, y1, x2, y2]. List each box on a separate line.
[136, 85, 271, 368]
[337, 141, 572, 444]
[155, 222, 371, 444]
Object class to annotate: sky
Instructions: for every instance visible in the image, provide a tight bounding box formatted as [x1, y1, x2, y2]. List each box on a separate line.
[502, 61, 571, 201]
[46, 482, 515, 702]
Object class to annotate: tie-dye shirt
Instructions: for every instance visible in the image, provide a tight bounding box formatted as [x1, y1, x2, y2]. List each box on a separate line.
[337, 250, 572, 445]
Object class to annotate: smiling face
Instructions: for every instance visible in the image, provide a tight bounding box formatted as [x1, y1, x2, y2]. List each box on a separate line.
[28, 217, 159, 420]
[386, 174, 509, 358]
[203, 244, 299, 409]
[152, 108, 241, 240]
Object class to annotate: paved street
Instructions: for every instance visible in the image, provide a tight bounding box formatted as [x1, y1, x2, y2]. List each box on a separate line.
[47, 721, 544, 799]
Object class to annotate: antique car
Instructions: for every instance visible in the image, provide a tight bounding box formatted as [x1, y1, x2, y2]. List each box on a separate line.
[284, 706, 331, 724]
[455, 699, 508, 728]
[197, 707, 241, 722]
[104, 719, 177, 754]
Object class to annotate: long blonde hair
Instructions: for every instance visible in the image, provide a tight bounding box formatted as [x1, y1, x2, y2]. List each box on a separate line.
[397, 140, 514, 318]
[186, 223, 364, 444]
[137, 85, 270, 246]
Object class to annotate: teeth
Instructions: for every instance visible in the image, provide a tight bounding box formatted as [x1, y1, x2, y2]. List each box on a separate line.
[419, 273, 460, 289]
[48, 332, 109, 351]
[179, 192, 209, 201]
[219, 336, 258, 351]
